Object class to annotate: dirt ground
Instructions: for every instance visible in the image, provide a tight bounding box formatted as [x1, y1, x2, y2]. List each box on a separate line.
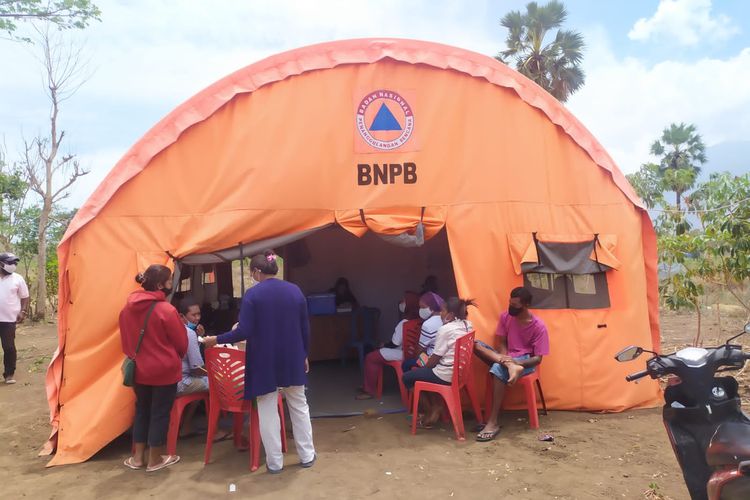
[1, 311, 748, 500]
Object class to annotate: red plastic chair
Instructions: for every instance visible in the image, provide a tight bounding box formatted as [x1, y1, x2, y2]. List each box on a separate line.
[203, 347, 287, 471]
[410, 331, 483, 440]
[376, 319, 422, 407]
[166, 391, 210, 455]
[483, 364, 547, 429]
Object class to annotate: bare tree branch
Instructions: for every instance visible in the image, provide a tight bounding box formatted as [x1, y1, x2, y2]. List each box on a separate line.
[15, 25, 91, 321]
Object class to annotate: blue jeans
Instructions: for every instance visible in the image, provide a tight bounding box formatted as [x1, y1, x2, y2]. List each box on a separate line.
[475, 340, 535, 385]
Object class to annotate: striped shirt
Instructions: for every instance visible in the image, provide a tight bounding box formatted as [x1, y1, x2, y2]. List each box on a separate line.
[418, 315, 443, 356]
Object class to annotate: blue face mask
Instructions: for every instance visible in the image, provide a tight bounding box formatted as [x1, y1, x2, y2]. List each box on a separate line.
[187, 321, 198, 331]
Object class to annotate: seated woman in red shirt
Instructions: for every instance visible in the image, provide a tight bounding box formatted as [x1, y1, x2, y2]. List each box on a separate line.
[356, 291, 421, 400]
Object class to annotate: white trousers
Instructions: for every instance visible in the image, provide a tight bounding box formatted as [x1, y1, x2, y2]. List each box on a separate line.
[256, 385, 315, 471]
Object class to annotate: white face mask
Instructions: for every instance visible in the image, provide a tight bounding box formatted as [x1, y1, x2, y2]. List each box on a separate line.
[419, 307, 432, 320]
[398, 302, 406, 313]
[2, 263, 17, 273]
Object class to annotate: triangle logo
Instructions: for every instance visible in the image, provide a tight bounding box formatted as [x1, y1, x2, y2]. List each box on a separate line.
[369, 103, 402, 131]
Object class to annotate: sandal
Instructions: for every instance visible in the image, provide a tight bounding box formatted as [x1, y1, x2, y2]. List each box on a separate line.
[355, 392, 374, 400]
[413, 416, 435, 430]
[212, 430, 233, 443]
[123, 457, 143, 470]
[145, 455, 180, 472]
[476, 428, 501, 442]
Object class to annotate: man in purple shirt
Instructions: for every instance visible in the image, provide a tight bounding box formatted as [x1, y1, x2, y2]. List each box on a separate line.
[473, 287, 549, 441]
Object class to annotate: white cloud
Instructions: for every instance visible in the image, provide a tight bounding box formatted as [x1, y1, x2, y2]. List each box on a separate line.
[568, 27, 750, 174]
[628, 0, 739, 46]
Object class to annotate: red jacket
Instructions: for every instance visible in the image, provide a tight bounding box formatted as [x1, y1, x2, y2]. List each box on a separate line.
[119, 290, 187, 386]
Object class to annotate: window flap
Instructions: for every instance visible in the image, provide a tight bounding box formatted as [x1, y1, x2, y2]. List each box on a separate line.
[509, 233, 619, 275]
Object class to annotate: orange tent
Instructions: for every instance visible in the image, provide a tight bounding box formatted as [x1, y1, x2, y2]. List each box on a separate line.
[44, 38, 661, 465]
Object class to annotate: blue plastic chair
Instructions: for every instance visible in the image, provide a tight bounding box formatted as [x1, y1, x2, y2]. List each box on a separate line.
[340, 306, 381, 374]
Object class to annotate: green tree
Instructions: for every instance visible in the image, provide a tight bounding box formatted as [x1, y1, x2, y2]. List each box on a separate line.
[0, 151, 29, 248]
[690, 173, 750, 314]
[13, 205, 75, 313]
[626, 162, 665, 210]
[496, 0, 585, 102]
[0, 0, 100, 41]
[650, 122, 707, 211]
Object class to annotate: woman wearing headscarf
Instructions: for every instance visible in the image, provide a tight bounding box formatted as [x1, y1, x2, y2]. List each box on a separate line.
[356, 291, 420, 400]
[401, 292, 446, 373]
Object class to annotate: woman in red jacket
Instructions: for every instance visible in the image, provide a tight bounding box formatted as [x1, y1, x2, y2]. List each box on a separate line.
[120, 264, 187, 472]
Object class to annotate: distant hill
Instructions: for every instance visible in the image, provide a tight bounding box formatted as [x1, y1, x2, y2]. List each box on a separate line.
[701, 141, 750, 179]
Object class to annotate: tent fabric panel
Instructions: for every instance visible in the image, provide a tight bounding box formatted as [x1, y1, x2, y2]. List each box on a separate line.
[335, 207, 447, 238]
[444, 202, 660, 411]
[59, 38, 644, 249]
[46, 209, 334, 464]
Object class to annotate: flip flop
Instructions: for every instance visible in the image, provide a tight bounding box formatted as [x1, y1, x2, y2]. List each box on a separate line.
[123, 457, 143, 470]
[212, 430, 233, 443]
[414, 417, 435, 430]
[476, 428, 501, 442]
[145, 455, 180, 472]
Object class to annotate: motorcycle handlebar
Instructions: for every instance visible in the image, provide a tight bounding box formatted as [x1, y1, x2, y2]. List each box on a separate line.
[626, 369, 650, 382]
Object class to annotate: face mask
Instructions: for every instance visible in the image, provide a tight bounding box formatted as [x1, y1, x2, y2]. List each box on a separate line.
[2, 263, 17, 273]
[419, 307, 432, 320]
[398, 302, 406, 313]
[508, 305, 523, 317]
[187, 321, 198, 331]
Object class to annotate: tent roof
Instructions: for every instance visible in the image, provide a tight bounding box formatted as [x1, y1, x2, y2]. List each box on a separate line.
[61, 37, 643, 248]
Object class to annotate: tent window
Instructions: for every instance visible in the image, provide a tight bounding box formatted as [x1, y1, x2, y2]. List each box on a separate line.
[520, 238, 612, 310]
[202, 266, 216, 285]
[524, 272, 610, 309]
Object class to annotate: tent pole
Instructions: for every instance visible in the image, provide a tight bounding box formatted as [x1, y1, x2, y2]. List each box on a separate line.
[239, 242, 245, 295]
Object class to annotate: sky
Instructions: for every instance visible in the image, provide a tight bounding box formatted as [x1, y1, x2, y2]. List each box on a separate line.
[1, 0, 749, 208]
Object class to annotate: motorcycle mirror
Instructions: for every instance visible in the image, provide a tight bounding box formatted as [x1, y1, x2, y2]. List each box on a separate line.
[614, 346, 643, 362]
[725, 324, 750, 345]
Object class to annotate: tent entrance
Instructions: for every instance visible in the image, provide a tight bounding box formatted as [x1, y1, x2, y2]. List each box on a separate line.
[172, 223, 457, 417]
[285, 224, 456, 416]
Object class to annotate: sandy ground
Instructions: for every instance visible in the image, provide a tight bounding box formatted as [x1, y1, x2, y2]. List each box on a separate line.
[2, 312, 748, 500]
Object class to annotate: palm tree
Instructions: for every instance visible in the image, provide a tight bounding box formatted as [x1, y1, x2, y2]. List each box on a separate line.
[497, 1, 585, 102]
[650, 123, 707, 210]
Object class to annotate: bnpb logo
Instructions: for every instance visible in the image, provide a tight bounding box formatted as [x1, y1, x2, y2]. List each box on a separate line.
[355, 90, 414, 151]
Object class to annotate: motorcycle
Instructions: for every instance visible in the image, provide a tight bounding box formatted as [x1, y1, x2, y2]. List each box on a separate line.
[615, 322, 750, 500]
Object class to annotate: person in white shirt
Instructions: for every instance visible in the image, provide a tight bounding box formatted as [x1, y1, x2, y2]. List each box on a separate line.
[0, 252, 30, 385]
[356, 291, 420, 400]
[401, 292, 445, 372]
[402, 297, 475, 428]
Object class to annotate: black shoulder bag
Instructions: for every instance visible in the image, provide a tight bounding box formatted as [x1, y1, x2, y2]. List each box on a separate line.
[121, 301, 158, 387]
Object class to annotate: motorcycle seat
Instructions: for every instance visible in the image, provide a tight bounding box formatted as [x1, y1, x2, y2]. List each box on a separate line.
[706, 422, 750, 466]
